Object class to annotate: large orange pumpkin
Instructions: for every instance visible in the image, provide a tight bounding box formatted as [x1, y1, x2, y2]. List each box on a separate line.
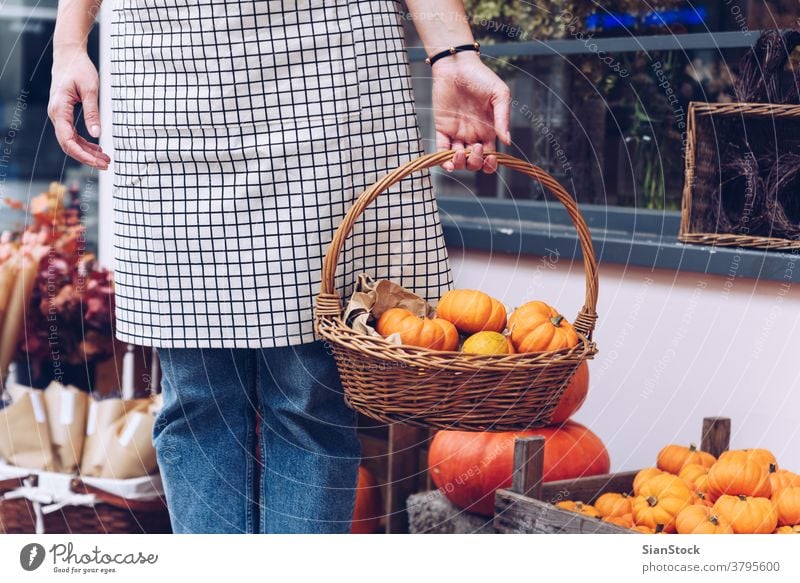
[657, 444, 715, 474]
[436, 290, 506, 334]
[712, 494, 777, 534]
[376, 308, 459, 351]
[507, 301, 579, 353]
[352, 466, 383, 534]
[428, 421, 610, 517]
[706, 452, 772, 500]
[549, 361, 590, 424]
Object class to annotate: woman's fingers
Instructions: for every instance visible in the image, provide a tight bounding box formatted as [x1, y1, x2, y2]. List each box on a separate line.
[465, 143, 484, 171]
[451, 142, 467, 170]
[437, 130, 455, 172]
[79, 82, 102, 138]
[49, 93, 109, 169]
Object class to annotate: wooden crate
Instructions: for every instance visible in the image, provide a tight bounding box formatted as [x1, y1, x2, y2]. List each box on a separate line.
[494, 417, 731, 534]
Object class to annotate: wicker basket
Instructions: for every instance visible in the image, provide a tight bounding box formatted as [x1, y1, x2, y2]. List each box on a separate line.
[0, 474, 171, 534]
[680, 101, 800, 251]
[315, 150, 599, 431]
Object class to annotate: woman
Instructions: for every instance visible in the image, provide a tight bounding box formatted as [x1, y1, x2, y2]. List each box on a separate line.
[50, 0, 511, 533]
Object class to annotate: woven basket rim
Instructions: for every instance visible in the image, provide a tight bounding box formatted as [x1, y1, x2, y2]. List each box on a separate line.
[317, 315, 597, 367]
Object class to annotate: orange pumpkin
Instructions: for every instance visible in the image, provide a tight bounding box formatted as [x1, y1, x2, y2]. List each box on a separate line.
[633, 468, 664, 496]
[428, 421, 610, 516]
[461, 331, 514, 355]
[770, 468, 800, 495]
[718, 448, 777, 471]
[772, 486, 800, 527]
[775, 525, 800, 534]
[507, 301, 579, 353]
[657, 444, 715, 474]
[351, 466, 383, 534]
[603, 514, 634, 528]
[550, 361, 590, 424]
[675, 505, 734, 534]
[680, 463, 710, 492]
[706, 452, 772, 500]
[436, 290, 506, 334]
[712, 494, 777, 534]
[632, 524, 657, 534]
[376, 308, 459, 351]
[632, 473, 694, 533]
[555, 500, 601, 518]
[595, 492, 632, 518]
[692, 491, 713, 507]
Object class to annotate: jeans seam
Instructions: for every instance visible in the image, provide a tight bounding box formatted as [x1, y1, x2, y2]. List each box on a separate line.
[244, 350, 257, 534]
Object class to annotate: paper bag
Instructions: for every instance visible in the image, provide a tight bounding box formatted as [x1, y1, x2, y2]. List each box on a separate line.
[0, 384, 55, 470]
[43, 382, 88, 473]
[79, 396, 151, 477]
[97, 407, 158, 479]
[342, 273, 435, 342]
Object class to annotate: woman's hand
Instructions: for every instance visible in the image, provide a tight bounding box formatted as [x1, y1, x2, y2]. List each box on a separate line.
[48, 48, 110, 170]
[431, 52, 511, 174]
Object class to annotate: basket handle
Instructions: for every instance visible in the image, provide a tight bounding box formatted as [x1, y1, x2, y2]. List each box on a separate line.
[315, 150, 599, 338]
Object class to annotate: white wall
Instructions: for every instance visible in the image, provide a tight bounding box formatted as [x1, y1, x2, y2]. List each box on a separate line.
[448, 246, 800, 472]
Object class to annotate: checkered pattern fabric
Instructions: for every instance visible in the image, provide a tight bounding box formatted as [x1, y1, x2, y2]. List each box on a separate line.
[110, 0, 452, 348]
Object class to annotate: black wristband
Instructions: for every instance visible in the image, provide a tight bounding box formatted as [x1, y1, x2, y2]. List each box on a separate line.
[425, 42, 481, 67]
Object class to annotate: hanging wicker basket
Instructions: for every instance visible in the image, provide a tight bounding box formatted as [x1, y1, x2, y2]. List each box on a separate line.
[315, 151, 599, 431]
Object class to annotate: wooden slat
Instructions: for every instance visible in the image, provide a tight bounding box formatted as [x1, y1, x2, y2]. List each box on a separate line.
[494, 489, 632, 534]
[539, 470, 639, 504]
[385, 424, 429, 533]
[511, 436, 545, 499]
[701, 417, 732, 458]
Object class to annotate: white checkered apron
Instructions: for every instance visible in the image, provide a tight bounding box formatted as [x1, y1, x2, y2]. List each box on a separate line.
[110, 0, 452, 348]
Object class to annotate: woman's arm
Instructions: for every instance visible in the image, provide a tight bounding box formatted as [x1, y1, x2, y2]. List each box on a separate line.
[48, 0, 110, 169]
[406, 0, 511, 174]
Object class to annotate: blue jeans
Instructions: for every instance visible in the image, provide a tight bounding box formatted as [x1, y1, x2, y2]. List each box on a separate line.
[153, 341, 360, 534]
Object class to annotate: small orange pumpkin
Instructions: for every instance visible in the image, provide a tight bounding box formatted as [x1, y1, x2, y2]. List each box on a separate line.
[376, 308, 459, 351]
[692, 491, 713, 507]
[657, 444, 715, 475]
[770, 468, 800, 495]
[603, 514, 634, 528]
[633, 468, 664, 496]
[436, 290, 506, 334]
[718, 448, 777, 471]
[679, 463, 710, 492]
[555, 500, 601, 518]
[507, 301, 579, 353]
[595, 492, 632, 518]
[775, 525, 800, 534]
[632, 473, 694, 533]
[706, 452, 772, 500]
[461, 331, 514, 355]
[772, 485, 800, 527]
[712, 494, 777, 534]
[631, 524, 657, 534]
[675, 505, 734, 534]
